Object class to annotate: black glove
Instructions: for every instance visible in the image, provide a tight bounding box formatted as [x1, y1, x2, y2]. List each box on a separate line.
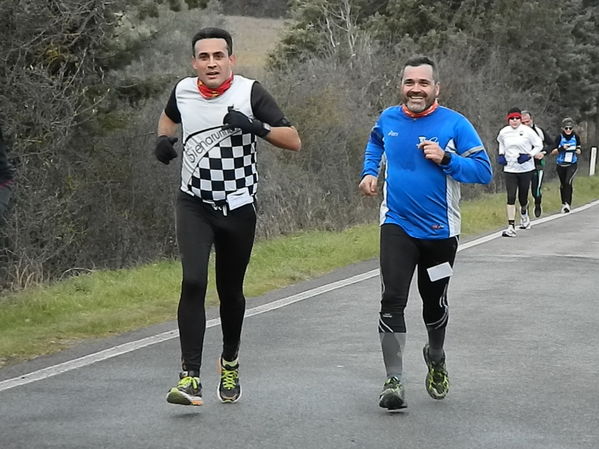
[223, 107, 270, 138]
[517, 154, 531, 164]
[154, 135, 178, 165]
[497, 154, 507, 166]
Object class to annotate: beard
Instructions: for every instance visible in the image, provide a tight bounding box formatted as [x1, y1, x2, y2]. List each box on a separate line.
[401, 93, 435, 113]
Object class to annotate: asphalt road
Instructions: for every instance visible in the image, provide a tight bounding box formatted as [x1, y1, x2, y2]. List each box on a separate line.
[1, 202, 598, 449]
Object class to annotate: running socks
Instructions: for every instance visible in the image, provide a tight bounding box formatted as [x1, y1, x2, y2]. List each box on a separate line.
[379, 313, 406, 378]
[380, 332, 406, 378]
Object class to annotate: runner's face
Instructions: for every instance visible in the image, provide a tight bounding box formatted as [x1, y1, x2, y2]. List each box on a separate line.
[521, 114, 532, 127]
[400, 64, 439, 113]
[508, 116, 521, 129]
[192, 38, 235, 88]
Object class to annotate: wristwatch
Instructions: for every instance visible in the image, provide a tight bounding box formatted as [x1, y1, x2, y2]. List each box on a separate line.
[441, 152, 452, 165]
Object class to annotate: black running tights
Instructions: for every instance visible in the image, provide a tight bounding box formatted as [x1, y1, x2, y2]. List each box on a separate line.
[504, 171, 534, 207]
[556, 163, 578, 205]
[531, 168, 544, 204]
[175, 192, 256, 373]
[379, 224, 458, 336]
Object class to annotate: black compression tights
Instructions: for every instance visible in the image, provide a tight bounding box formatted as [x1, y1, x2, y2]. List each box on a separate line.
[379, 224, 458, 339]
[531, 168, 544, 204]
[175, 192, 256, 373]
[556, 163, 578, 205]
[504, 171, 534, 208]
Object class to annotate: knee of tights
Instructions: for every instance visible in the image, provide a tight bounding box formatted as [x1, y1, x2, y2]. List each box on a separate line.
[424, 309, 449, 329]
[381, 295, 408, 312]
[380, 303, 406, 314]
[181, 278, 208, 298]
[217, 290, 245, 303]
[379, 311, 406, 333]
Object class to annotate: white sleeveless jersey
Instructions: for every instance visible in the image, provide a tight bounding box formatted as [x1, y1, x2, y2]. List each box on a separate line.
[172, 75, 258, 204]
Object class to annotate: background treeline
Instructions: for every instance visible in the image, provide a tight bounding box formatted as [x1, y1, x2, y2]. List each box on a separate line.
[0, 0, 597, 291]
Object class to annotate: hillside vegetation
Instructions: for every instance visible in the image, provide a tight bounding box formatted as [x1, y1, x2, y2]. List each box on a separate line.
[1, 1, 598, 294]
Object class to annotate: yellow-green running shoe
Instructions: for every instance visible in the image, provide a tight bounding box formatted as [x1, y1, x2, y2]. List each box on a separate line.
[166, 371, 203, 406]
[423, 344, 449, 400]
[378, 376, 407, 411]
[218, 358, 241, 403]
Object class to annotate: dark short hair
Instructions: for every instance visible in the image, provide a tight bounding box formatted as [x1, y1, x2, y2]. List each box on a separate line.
[508, 107, 522, 115]
[402, 55, 439, 82]
[191, 27, 233, 56]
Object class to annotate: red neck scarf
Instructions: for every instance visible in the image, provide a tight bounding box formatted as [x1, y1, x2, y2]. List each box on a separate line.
[401, 100, 439, 118]
[197, 73, 234, 99]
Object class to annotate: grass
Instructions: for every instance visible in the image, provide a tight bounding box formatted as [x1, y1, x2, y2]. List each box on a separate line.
[1, 175, 598, 367]
[226, 16, 285, 72]
[0, 225, 379, 367]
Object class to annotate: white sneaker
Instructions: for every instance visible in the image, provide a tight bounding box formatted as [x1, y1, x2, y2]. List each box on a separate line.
[561, 203, 570, 213]
[502, 225, 517, 237]
[519, 212, 531, 230]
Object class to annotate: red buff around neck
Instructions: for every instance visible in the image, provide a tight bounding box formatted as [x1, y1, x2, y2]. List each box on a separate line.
[197, 74, 234, 99]
[401, 100, 439, 118]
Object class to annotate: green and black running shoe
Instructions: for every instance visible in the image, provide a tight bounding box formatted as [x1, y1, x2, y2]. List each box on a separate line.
[166, 371, 203, 406]
[423, 344, 449, 400]
[378, 376, 407, 411]
[218, 358, 241, 403]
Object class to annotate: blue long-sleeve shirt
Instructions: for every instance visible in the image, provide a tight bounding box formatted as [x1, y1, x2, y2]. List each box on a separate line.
[361, 105, 492, 239]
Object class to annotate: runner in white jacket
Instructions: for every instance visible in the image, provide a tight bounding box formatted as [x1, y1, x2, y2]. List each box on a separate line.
[496, 107, 542, 237]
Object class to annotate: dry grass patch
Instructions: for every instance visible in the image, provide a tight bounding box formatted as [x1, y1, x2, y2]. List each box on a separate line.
[226, 16, 285, 74]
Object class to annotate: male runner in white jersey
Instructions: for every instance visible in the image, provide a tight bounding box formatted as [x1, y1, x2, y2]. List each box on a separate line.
[155, 27, 300, 406]
[359, 55, 492, 411]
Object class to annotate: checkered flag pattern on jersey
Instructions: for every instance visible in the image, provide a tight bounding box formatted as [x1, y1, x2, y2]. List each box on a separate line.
[182, 126, 258, 203]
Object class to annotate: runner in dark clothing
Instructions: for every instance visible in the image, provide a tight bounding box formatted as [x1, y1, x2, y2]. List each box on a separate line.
[0, 125, 15, 219]
[551, 117, 581, 213]
[155, 27, 301, 407]
[521, 111, 554, 217]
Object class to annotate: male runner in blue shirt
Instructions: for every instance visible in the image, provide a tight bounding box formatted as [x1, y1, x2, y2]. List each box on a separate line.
[359, 55, 492, 411]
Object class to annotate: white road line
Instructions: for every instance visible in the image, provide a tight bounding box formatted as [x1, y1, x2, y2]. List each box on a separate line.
[2, 199, 598, 392]
[0, 271, 378, 392]
[458, 199, 599, 251]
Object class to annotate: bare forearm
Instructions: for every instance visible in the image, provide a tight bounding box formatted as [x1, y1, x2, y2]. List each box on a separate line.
[157, 111, 179, 137]
[264, 126, 301, 152]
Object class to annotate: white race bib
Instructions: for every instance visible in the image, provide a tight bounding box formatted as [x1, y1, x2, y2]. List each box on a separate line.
[226, 188, 253, 210]
[427, 262, 454, 282]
